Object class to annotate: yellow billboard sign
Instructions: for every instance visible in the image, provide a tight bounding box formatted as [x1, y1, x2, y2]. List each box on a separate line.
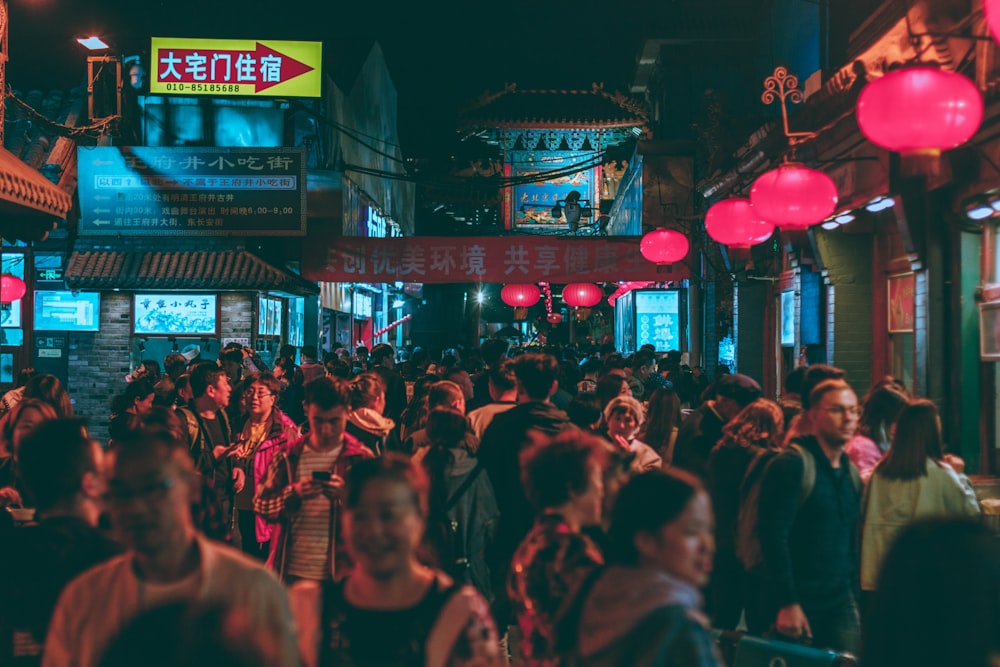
[150, 37, 322, 98]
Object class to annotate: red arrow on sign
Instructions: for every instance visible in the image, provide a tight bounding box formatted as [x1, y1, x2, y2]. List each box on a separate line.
[253, 42, 314, 93]
[154, 42, 315, 93]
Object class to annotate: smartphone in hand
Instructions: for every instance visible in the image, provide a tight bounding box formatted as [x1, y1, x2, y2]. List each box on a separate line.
[312, 471, 332, 482]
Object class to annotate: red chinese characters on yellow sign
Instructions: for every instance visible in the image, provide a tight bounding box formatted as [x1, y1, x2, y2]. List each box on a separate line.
[150, 37, 322, 97]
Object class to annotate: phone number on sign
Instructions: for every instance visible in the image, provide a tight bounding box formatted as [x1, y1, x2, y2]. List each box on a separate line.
[162, 83, 242, 93]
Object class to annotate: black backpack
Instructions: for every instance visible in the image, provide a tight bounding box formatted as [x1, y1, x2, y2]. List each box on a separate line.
[425, 464, 486, 582]
[735, 443, 862, 571]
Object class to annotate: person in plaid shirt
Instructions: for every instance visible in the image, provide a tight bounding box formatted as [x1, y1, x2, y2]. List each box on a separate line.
[255, 377, 374, 582]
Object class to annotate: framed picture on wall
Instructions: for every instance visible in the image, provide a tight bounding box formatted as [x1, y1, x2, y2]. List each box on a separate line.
[887, 273, 915, 333]
[133, 294, 218, 336]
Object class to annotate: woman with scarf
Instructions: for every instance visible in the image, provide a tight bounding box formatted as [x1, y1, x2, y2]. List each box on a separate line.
[231, 373, 299, 559]
[574, 470, 721, 667]
[347, 372, 401, 456]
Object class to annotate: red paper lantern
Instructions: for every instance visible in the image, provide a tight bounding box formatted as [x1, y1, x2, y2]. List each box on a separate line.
[546, 313, 562, 324]
[0, 274, 27, 303]
[501, 283, 541, 307]
[562, 283, 603, 308]
[856, 67, 983, 156]
[704, 198, 775, 249]
[640, 229, 689, 265]
[987, 0, 1000, 45]
[750, 164, 838, 230]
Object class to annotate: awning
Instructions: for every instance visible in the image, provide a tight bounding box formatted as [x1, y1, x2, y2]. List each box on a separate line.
[65, 250, 319, 296]
[0, 147, 73, 242]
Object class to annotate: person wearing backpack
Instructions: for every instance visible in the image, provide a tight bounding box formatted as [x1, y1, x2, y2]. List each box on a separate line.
[705, 399, 786, 630]
[508, 429, 609, 667]
[754, 379, 864, 654]
[419, 408, 499, 603]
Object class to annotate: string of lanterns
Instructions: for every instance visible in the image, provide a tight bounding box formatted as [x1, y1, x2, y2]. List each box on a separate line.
[370, 314, 412, 342]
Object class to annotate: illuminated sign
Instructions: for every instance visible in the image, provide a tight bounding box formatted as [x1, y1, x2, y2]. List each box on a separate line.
[34, 292, 101, 332]
[150, 37, 322, 98]
[635, 290, 681, 352]
[133, 294, 218, 336]
[77, 146, 306, 236]
[511, 151, 596, 230]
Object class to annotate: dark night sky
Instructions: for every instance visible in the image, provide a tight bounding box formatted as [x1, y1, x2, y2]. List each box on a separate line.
[8, 0, 648, 157]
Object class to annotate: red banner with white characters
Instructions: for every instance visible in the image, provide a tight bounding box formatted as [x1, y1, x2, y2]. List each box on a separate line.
[302, 236, 689, 284]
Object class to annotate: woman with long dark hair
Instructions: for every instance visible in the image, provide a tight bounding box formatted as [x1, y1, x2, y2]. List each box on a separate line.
[108, 379, 156, 446]
[638, 386, 682, 464]
[860, 399, 980, 595]
[845, 383, 908, 480]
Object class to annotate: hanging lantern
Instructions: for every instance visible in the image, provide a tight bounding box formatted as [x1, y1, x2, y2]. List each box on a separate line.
[856, 67, 983, 157]
[640, 229, 689, 265]
[704, 198, 775, 249]
[500, 283, 541, 307]
[546, 313, 562, 324]
[562, 283, 603, 308]
[513, 307, 529, 321]
[988, 0, 1000, 45]
[750, 164, 838, 230]
[0, 274, 27, 304]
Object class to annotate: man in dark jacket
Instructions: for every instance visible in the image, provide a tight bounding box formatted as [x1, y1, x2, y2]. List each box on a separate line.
[370, 343, 407, 424]
[756, 379, 862, 654]
[478, 353, 571, 627]
[673, 373, 761, 479]
[0, 419, 121, 665]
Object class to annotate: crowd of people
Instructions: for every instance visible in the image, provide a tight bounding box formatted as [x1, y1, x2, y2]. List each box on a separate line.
[0, 339, 997, 667]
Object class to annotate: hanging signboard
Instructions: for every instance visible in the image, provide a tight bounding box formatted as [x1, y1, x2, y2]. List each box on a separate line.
[77, 146, 306, 236]
[635, 290, 681, 352]
[133, 294, 219, 336]
[511, 151, 597, 230]
[150, 37, 322, 98]
[302, 235, 688, 284]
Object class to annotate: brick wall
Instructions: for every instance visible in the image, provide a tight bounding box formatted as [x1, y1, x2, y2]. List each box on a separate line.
[68, 292, 254, 443]
[68, 293, 132, 442]
[220, 293, 253, 341]
[815, 231, 873, 394]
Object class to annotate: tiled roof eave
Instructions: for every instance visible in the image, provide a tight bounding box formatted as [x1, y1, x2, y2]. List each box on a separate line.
[461, 119, 644, 130]
[65, 250, 318, 296]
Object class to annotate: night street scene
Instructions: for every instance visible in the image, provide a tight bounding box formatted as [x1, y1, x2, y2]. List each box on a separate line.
[1, 0, 1000, 665]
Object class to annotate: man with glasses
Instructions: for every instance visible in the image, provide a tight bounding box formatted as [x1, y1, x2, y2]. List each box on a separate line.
[755, 379, 864, 654]
[42, 425, 297, 667]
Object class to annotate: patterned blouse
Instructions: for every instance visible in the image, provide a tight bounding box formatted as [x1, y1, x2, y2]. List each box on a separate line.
[507, 513, 605, 667]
